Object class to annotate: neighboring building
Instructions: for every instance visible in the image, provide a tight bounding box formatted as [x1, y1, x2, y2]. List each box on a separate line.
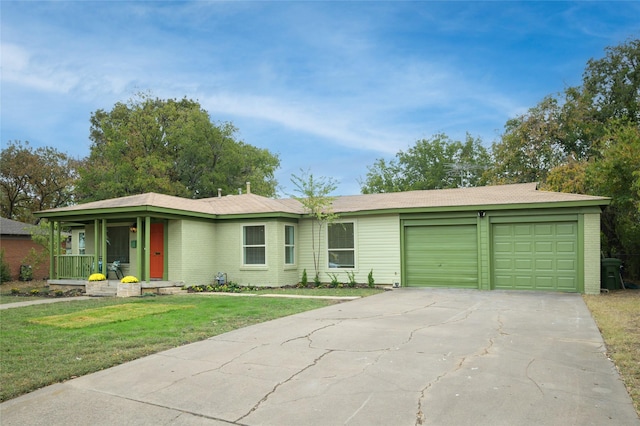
[0, 217, 51, 281]
[35, 182, 609, 294]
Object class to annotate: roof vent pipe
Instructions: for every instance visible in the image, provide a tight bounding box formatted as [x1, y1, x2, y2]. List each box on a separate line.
[217, 188, 222, 198]
[246, 182, 251, 194]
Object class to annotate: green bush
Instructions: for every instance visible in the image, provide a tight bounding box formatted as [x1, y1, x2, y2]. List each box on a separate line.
[368, 269, 375, 288]
[327, 272, 340, 288]
[346, 271, 357, 288]
[0, 249, 12, 283]
[298, 269, 308, 288]
[19, 265, 33, 281]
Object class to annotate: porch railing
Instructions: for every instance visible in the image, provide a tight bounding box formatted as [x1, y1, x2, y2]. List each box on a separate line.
[54, 255, 95, 280]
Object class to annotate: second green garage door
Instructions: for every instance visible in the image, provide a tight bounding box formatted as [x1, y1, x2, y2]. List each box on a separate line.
[492, 222, 579, 292]
[404, 225, 478, 288]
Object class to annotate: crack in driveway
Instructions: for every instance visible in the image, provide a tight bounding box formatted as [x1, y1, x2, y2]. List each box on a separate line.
[415, 311, 507, 425]
[234, 350, 332, 423]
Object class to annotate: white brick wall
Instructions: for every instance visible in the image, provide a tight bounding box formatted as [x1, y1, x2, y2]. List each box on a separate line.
[583, 213, 601, 295]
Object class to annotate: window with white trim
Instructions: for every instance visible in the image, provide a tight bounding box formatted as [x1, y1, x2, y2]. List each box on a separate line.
[285, 225, 295, 265]
[243, 225, 266, 265]
[328, 222, 355, 268]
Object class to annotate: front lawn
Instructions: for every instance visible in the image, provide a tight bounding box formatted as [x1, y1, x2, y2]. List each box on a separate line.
[583, 290, 640, 417]
[0, 295, 342, 401]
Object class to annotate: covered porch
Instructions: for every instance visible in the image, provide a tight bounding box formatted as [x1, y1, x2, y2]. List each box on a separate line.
[46, 215, 167, 283]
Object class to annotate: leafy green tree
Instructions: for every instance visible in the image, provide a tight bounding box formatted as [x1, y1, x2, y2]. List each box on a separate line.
[0, 141, 77, 223]
[291, 169, 338, 283]
[587, 121, 640, 278]
[582, 38, 640, 125]
[537, 38, 640, 279]
[76, 94, 280, 201]
[360, 133, 490, 193]
[485, 96, 567, 184]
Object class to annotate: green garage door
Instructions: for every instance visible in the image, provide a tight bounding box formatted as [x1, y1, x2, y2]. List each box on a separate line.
[492, 222, 578, 292]
[404, 225, 478, 288]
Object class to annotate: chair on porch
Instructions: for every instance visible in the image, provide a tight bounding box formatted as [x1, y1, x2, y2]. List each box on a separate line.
[109, 260, 123, 279]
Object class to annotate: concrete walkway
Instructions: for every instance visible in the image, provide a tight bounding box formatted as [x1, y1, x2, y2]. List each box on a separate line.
[0, 296, 92, 309]
[1, 288, 638, 425]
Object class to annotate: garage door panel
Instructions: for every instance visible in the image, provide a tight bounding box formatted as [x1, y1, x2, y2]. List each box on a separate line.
[557, 259, 576, 271]
[492, 222, 578, 292]
[494, 242, 512, 253]
[556, 223, 575, 235]
[515, 242, 532, 252]
[514, 225, 532, 235]
[535, 241, 554, 253]
[534, 224, 553, 235]
[405, 225, 478, 288]
[557, 241, 575, 253]
[515, 259, 532, 270]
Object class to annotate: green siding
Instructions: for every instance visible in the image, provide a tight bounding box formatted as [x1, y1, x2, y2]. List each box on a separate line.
[492, 222, 579, 292]
[404, 224, 478, 288]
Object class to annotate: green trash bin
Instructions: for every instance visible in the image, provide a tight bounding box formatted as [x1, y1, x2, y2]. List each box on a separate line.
[601, 258, 622, 290]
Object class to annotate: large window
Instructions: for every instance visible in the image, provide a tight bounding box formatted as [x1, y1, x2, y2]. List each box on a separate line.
[328, 222, 355, 268]
[107, 226, 130, 263]
[285, 225, 295, 265]
[243, 225, 266, 265]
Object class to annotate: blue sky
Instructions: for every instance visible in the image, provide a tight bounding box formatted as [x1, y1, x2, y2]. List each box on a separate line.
[1, 1, 638, 196]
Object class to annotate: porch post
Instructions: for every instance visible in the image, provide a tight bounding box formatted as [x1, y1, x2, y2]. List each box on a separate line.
[136, 216, 143, 281]
[101, 219, 107, 275]
[145, 216, 151, 283]
[56, 224, 61, 278]
[49, 221, 55, 279]
[94, 219, 99, 274]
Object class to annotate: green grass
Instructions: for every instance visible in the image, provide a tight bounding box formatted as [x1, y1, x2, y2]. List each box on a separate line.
[28, 303, 195, 328]
[584, 290, 640, 417]
[0, 295, 339, 401]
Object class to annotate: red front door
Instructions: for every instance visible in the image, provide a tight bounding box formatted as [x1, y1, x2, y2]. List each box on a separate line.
[150, 223, 164, 279]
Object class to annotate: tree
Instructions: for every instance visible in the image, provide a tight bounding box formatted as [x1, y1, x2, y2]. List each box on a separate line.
[290, 169, 338, 283]
[586, 120, 640, 278]
[360, 133, 490, 193]
[582, 38, 640, 125]
[485, 96, 567, 184]
[535, 38, 640, 279]
[0, 141, 77, 223]
[76, 94, 280, 201]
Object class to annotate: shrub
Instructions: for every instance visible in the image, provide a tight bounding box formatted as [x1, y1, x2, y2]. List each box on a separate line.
[120, 275, 139, 283]
[11, 288, 20, 295]
[327, 272, 340, 288]
[54, 290, 64, 297]
[19, 265, 33, 281]
[298, 269, 308, 288]
[313, 273, 321, 287]
[368, 269, 375, 288]
[0, 249, 12, 283]
[30, 289, 40, 295]
[346, 271, 357, 288]
[88, 273, 107, 281]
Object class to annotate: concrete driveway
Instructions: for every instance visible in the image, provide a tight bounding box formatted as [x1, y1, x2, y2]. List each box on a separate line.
[2, 288, 638, 425]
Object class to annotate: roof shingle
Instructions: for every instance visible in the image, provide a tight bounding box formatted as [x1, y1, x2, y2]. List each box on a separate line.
[36, 182, 609, 217]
